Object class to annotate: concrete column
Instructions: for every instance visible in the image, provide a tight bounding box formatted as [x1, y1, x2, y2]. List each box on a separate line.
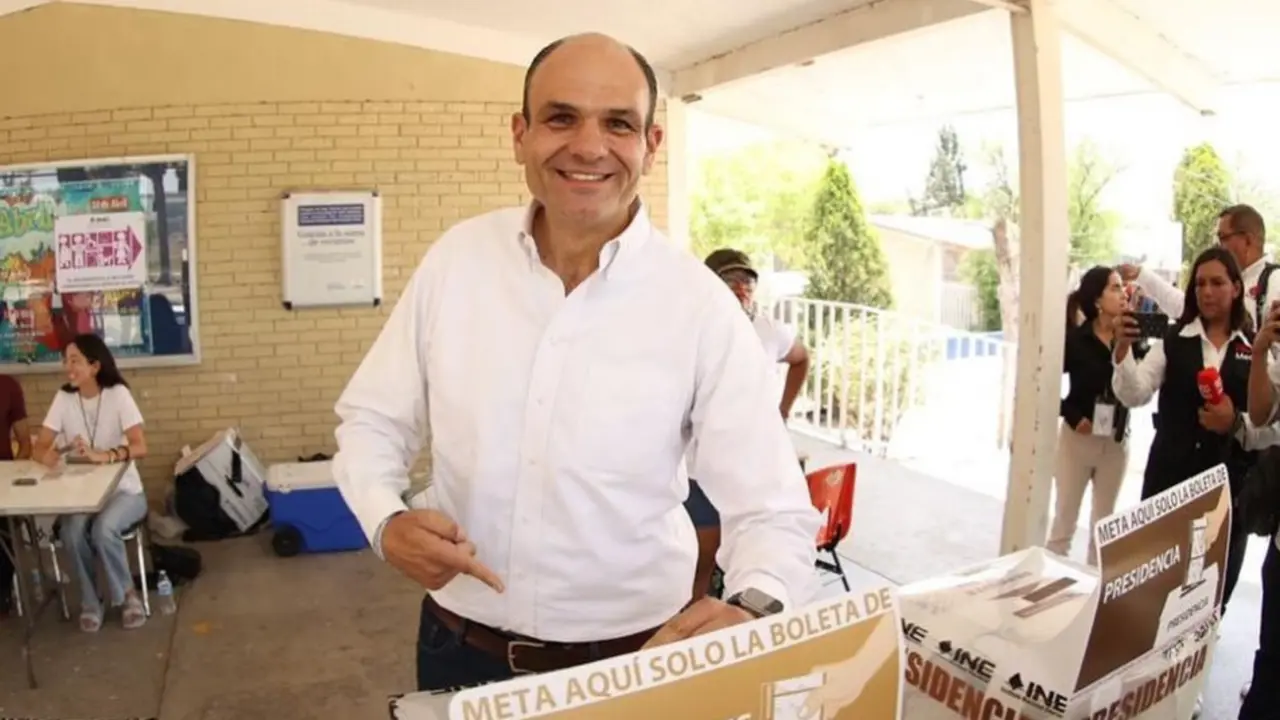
[663, 98, 691, 248]
[1001, 0, 1071, 555]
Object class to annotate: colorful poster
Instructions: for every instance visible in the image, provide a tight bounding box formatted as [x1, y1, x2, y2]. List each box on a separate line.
[54, 211, 148, 292]
[0, 156, 194, 369]
[896, 465, 1228, 720]
[390, 588, 904, 720]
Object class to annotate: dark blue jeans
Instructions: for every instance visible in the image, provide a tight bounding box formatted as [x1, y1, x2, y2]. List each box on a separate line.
[416, 595, 515, 693]
[1239, 538, 1280, 720]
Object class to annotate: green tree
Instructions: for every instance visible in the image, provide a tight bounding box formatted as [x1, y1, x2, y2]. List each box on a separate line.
[1227, 152, 1280, 257]
[1067, 140, 1120, 266]
[1172, 143, 1232, 276]
[912, 125, 967, 215]
[803, 160, 893, 309]
[689, 140, 828, 268]
[960, 249, 1002, 332]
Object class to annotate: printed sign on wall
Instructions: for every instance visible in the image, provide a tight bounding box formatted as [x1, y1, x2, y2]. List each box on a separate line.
[281, 190, 382, 309]
[53, 211, 148, 293]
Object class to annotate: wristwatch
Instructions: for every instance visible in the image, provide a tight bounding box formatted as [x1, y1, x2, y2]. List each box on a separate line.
[726, 588, 784, 619]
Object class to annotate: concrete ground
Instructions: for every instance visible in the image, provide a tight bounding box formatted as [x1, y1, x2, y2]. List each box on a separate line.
[0, 433, 1262, 719]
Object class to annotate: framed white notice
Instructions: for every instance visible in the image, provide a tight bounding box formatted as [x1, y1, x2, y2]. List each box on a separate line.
[280, 190, 383, 309]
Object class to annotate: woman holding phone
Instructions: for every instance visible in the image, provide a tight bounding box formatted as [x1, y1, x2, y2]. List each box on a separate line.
[1111, 246, 1259, 616]
[1049, 266, 1131, 565]
[33, 333, 149, 632]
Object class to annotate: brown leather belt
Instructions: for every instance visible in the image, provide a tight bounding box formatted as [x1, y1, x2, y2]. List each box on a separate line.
[424, 595, 658, 675]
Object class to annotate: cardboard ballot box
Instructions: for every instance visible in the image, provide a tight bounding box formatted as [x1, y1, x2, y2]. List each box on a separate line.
[896, 464, 1229, 720]
[390, 587, 905, 720]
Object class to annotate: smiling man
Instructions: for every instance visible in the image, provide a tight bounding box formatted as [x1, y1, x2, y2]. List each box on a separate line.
[333, 33, 820, 693]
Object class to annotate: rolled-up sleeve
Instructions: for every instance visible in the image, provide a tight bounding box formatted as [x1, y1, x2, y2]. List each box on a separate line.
[1112, 343, 1166, 408]
[689, 291, 822, 610]
[334, 251, 439, 552]
[1136, 268, 1185, 318]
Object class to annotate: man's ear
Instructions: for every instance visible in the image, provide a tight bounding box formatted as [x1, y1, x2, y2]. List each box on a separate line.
[511, 112, 528, 165]
[641, 123, 665, 175]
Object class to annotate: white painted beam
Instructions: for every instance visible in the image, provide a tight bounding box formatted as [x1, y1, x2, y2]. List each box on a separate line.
[0, 0, 48, 16]
[1001, 0, 1069, 556]
[670, 0, 990, 99]
[1056, 0, 1218, 114]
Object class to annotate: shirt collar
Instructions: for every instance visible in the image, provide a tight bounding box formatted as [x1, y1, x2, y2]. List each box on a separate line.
[516, 199, 652, 281]
[1177, 317, 1250, 346]
[1243, 255, 1272, 278]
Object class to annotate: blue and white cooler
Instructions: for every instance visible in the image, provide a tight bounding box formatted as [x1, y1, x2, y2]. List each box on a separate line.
[265, 460, 368, 556]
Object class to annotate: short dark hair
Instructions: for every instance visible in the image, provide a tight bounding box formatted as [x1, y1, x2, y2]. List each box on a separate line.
[1219, 203, 1266, 240]
[520, 37, 659, 129]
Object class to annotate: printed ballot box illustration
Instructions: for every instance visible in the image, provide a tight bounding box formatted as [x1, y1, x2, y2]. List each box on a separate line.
[390, 587, 906, 720]
[896, 464, 1230, 720]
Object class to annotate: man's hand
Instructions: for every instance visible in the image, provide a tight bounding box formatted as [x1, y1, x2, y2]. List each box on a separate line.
[1257, 301, 1280, 352]
[1117, 264, 1142, 282]
[1197, 395, 1236, 435]
[1075, 418, 1093, 435]
[642, 597, 754, 649]
[381, 510, 504, 593]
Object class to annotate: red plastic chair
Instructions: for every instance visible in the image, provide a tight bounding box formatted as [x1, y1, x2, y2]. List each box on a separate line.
[806, 462, 856, 590]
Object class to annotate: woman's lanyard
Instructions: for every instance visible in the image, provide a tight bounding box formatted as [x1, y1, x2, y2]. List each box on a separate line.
[77, 393, 101, 449]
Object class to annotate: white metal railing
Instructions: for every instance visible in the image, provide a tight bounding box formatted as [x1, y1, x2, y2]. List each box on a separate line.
[772, 297, 1017, 459]
[940, 281, 982, 331]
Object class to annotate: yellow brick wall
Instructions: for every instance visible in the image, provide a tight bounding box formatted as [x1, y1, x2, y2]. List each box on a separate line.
[0, 6, 670, 499]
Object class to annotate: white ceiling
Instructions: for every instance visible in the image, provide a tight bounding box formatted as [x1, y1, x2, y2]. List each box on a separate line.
[694, 9, 1155, 142]
[345, 0, 874, 69]
[692, 0, 1280, 144]
[7, 0, 1279, 142]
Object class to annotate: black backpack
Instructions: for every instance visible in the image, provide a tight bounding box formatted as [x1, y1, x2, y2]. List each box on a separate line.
[173, 448, 268, 542]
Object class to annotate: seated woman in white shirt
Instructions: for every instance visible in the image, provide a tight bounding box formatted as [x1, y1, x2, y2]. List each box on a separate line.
[33, 333, 149, 632]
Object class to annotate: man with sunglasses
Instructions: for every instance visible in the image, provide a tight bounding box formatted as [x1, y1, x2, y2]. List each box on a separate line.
[684, 249, 811, 599]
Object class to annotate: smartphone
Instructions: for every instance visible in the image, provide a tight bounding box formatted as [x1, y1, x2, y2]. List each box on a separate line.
[12, 476, 38, 486]
[1129, 311, 1170, 339]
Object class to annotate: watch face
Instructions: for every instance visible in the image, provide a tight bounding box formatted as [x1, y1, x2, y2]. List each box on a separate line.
[738, 588, 784, 616]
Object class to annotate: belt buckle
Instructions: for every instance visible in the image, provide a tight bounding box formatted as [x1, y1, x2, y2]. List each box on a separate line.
[506, 639, 546, 674]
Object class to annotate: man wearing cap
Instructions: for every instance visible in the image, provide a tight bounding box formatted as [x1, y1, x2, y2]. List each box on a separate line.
[686, 248, 811, 599]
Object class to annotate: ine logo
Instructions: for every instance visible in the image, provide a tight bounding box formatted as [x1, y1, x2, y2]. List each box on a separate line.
[1002, 673, 1069, 716]
[937, 639, 996, 682]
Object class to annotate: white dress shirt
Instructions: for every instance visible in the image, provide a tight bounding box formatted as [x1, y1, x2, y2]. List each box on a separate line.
[333, 203, 821, 643]
[1111, 318, 1278, 449]
[752, 313, 797, 363]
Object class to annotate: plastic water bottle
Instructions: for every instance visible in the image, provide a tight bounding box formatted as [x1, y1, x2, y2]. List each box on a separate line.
[156, 571, 176, 615]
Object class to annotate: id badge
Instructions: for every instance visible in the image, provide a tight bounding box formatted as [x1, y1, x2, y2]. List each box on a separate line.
[1092, 403, 1116, 437]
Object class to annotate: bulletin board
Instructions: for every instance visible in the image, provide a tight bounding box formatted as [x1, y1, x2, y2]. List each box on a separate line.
[0, 154, 199, 373]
